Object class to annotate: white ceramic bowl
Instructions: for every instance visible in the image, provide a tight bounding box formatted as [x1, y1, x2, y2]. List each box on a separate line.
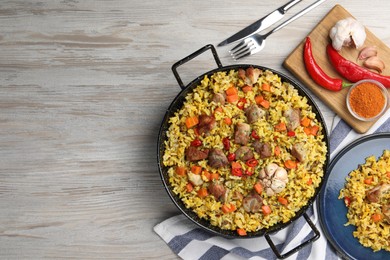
[346, 79, 388, 121]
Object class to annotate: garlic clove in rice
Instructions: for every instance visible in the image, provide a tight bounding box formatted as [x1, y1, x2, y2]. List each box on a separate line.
[329, 17, 366, 51]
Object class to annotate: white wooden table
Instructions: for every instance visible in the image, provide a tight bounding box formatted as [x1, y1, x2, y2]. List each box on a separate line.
[0, 0, 389, 259]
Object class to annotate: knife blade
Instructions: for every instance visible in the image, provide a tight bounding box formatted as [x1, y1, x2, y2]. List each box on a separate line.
[218, 0, 302, 47]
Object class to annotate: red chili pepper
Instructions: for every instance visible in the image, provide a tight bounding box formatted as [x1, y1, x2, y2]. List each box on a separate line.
[251, 130, 260, 140]
[303, 37, 350, 91]
[326, 44, 390, 88]
[237, 98, 246, 109]
[227, 153, 236, 161]
[245, 158, 258, 167]
[222, 137, 230, 150]
[190, 139, 202, 147]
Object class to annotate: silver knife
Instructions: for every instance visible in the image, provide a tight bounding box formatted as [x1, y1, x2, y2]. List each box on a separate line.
[218, 0, 302, 47]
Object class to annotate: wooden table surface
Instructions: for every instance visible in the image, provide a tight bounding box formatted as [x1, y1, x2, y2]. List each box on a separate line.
[1, 0, 389, 259]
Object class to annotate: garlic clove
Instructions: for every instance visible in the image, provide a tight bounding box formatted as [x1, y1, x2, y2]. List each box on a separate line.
[363, 56, 385, 74]
[358, 46, 378, 60]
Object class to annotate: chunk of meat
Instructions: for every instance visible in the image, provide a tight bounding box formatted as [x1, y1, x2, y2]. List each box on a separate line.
[238, 68, 246, 81]
[242, 192, 263, 213]
[235, 146, 254, 161]
[185, 146, 209, 161]
[208, 148, 229, 168]
[198, 115, 216, 135]
[246, 67, 261, 85]
[234, 122, 250, 145]
[252, 141, 271, 158]
[212, 93, 225, 105]
[366, 183, 390, 203]
[284, 108, 301, 131]
[291, 142, 306, 162]
[208, 182, 226, 201]
[382, 204, 390, 224]
[245, 104, 265, 124]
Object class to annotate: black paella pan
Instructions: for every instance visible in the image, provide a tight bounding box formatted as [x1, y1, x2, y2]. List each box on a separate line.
[157, 44, 330, 259]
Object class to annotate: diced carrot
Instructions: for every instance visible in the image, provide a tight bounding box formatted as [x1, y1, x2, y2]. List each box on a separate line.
[191, 165, 202, 175]
[197, 187, 208, 198]
[259, 99, 270, 109]
[364, 177, 373, 185]
[231, 161, 242, 169]
[224, 117, 232, 125]
[202, 170, 211, 181]
[225, 86, 238, 96]
[387, 172, 390, 178]
[226, 94, 239, 103]
[210, 173, 220, 181]
[307, 178, 313, 185]
[300, 117, 311, 127]
[185, 116, 199, 129]
[304, 125, 320, 136]
[262, 205, 272, 215]
[186, 183, 193, 192]
[237, 228, 247, 236]
[242, 85, 253, 93]
[262, 83, 271, 92]
[274, 146, 281, 156]
[372, 213, 382, 222]
[254, 182, 263, 194]
[278, 196, 288, 206]
[274, 122, 287, 132]
[221, 203, 236, 214]
[255, 95, 264, 105]
[310, 125, 319, 136]
[175, 166, 187, 176]
[214, 107, 223, 114]
[284, 160, 297, 169]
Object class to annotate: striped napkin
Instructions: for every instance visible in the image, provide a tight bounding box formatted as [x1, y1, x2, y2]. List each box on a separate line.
[154, 109, 390, 260]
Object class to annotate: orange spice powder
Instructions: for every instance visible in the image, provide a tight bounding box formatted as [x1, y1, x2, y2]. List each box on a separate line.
[349, 81, 385, 118]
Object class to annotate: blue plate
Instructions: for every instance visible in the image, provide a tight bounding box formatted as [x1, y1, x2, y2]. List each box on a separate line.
[318, 133, 390, 260]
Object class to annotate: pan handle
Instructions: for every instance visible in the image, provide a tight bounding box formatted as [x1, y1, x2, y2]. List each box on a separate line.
[171, 44, 223, 90]
[264, 213, 320, 259]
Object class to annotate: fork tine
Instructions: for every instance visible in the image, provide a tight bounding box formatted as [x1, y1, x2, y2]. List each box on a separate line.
[230, 42, 256, 60]
[231, 49, 252, 60]
[229, 40, 247, 53]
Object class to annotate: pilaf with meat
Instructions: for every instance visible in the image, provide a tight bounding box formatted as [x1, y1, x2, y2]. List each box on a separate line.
[339, 149, 390, 252]
[163, 67, 328, 235]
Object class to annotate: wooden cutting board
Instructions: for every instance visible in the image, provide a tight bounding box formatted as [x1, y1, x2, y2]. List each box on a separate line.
[284, 4, 390, 134]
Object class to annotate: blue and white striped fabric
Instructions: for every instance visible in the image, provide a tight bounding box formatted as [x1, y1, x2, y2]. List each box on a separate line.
[155, 109, 390, 260]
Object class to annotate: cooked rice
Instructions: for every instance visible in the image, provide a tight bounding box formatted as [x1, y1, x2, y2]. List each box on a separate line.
[163, 68, 327, 233]
[339, 150, 390, 252]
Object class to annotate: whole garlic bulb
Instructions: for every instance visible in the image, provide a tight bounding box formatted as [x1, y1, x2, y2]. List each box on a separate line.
[329, 17, 366, 51]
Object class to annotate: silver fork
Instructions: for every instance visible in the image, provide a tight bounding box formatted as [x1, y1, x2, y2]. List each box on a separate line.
[230, 0, 327, 60]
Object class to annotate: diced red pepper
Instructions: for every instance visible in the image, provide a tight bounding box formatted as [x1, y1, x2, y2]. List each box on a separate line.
[245, 158, 258, 167]
[222, 137, 230, 151]
[344, 197, 351, 207]
[251, 130, 260, 139]
[190, 139, 202, 147]
[287, 131, 295, 137]
[237, 98, 247, 110]
[227, 153, 236, 161]
[232, 168, 243, 177]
